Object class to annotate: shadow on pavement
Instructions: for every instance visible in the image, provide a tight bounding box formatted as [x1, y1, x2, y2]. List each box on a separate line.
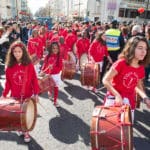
[134, 109, 150, 139]
[59, 90, 74, 105]
[0, 131, 44, 150]
[134, 137, 150, 150]
[0, 82, 3, 95]
[49, 107, 90, 146]
[64, 81, 100, 102]
[133, 106, 150, 150]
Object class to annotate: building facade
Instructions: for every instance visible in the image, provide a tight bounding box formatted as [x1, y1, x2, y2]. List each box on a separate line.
[0, 0, 12, 19]
[0, 0, 28, 20]
[87, 0, 150, 22]
[48, 0, 87, 22]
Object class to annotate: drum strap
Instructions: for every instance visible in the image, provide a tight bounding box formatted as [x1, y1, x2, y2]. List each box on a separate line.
[41, 64, 52, 74]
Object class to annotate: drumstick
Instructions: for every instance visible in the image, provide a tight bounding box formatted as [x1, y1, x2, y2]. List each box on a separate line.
[37, 101, 49, 114]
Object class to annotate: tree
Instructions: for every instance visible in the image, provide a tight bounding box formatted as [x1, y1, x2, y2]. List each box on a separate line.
[34, 5, 51, 17]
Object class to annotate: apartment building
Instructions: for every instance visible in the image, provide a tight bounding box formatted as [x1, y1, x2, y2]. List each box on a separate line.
[87, 0, 150, 22]
[0, 0, 28, 20]
[0, 0, 12, 19]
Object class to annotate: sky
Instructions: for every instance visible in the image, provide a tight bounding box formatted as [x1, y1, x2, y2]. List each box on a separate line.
[27, 0, 48, 14]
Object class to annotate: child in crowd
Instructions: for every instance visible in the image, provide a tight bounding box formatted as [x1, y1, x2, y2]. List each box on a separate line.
[40, 42, 62, 107]
[89, 31, 113, 92]
[1, 41, 39, 142]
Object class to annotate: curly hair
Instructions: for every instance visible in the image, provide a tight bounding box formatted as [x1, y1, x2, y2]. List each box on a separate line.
[5, 40, 31, 67]
[118, 36, 150, 66]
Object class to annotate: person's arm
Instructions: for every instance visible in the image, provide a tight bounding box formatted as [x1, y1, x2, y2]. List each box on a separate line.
[102, 67, 123, 105]
[135, 79, 150, 108]
[107, 55, 113, 64]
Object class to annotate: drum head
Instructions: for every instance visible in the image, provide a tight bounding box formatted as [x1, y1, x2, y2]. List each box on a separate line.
[80, 53, 88, 68]
[21, 98, 37, 131]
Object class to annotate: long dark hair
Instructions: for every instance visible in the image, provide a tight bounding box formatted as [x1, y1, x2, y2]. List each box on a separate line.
[118, 36, 150, 66]
[5, 40, 31, 67]
[46, 42, 60, 66]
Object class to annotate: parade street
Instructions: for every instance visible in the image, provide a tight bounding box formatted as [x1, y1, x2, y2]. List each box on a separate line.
[0, 67, 150, 150]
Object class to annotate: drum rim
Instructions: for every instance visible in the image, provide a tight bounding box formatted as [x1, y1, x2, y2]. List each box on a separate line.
[90, 105, 133, 149]
[20, 98, 37, 131]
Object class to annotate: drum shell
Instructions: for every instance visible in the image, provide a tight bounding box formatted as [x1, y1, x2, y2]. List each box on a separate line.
[90, 105, 133, 150]
[61, 61, 76, 80]
[38, 75, 56, 94]
[0, 98, 37, 132]
[79, 53, 88, 69]
[80, 63, 100, 87]
[68, 52, 76, 63]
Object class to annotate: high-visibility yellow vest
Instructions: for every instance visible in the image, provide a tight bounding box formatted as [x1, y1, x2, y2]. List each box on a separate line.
[105, 29, 121, 51]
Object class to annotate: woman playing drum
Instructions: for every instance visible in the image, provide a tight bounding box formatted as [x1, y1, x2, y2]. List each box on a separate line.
[103, 36, 150, 122]
[88, 31, 113, 92]
[1, 41, 39, 142]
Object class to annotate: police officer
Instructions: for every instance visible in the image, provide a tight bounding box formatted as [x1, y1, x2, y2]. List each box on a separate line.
[105, 20, 125, 62]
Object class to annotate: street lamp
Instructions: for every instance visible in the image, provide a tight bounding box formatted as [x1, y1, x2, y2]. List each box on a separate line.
[145, 0, 150, 19]
[16, 0, 18, 20]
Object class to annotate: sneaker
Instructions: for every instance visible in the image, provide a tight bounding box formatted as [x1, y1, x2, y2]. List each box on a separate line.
[24, 132, 31, 143]
[17, 131, 24, 136]
[85, 86, 92, 90]
[54, 102, 60, 108]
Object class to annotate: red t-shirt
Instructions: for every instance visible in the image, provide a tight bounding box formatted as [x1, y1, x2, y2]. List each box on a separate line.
[110, 59, 145, 109]
[2, 63, 39, 99]
[65, 33, 77, 51]
[60, 43, 70, 60]
[41, 54, 62, 75]
[76, 38, 90, 59]
[27, 37, 43, 59]
[88, 40, 109, 62]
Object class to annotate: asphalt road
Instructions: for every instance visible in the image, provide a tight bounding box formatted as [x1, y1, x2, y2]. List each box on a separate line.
[0, 64, 150, 150]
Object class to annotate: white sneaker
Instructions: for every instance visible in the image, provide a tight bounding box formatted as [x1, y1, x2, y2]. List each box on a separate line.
[24, 132, 31, 143]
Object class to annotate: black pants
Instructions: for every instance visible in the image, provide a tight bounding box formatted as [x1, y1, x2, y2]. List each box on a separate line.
[108, 50, 120, 62]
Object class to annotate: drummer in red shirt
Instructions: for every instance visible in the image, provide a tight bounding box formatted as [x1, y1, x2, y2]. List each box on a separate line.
[103, 36, 150, 122]
[27, 29, 43, 74]
[89, 31, 112, 92]
[40, 42, 63, 107]
[59, 36, 70, 61]
[75, 30, 90, 68]
[65, 29, 77, 52]
[1, 41, 39, 143]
